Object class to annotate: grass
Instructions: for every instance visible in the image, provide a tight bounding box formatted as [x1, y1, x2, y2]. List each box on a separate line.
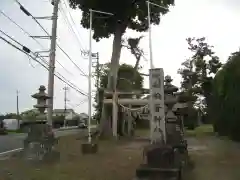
[1, 126, 240, 180]
[185, 124, 214, 137]
[186, 136, 240, 180]
[0, 133, 146, 180]
[184, 125, 240, 180]
[7, 129, 24, 134]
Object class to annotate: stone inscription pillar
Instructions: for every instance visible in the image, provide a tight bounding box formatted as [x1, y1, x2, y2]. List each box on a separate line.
[149, 68, 166, 143]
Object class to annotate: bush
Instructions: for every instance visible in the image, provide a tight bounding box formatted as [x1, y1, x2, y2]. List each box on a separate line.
[211, 51, 240, 141]
[183, 107, 198, 130]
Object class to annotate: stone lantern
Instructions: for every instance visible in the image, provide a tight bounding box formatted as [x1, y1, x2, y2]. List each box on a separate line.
[32, 85, 50, 120]
[164, 75, 179, 115]
[164, 76, 181, 145]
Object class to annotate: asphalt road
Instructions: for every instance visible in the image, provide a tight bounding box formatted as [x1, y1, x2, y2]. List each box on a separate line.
[0, 129, 82, 153]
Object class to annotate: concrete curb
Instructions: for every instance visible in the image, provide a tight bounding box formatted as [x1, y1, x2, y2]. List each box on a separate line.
[57, 126, 79, 131]
[0, 148, 23, 158]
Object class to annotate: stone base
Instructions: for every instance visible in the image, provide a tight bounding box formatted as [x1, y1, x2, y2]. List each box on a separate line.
[81, 142, 98, 154]
[136, 164, 181, 180]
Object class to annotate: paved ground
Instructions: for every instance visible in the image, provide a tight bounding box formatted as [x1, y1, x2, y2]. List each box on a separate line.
[0, 128, 83, 153]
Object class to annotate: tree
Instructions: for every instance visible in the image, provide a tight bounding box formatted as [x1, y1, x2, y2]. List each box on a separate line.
[122, 36, 145, 70]
[211, 50, 240, 141]
[178, 37, 222, 124]
[4, 113, 22, 120]
[69, 0, 175, 136]
[21, 109, 39, 121]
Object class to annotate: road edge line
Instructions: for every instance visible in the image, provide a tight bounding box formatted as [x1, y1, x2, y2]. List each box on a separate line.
[0, 148, 23, 156]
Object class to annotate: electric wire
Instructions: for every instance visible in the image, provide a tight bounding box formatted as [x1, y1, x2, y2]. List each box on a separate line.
[59, 0, 86, 51]
[0, 32, 87, 96]
[58, 4, 86, 55]
[0, 10, 74, 76]
[37, 55, 87, 95]
[14, 0, 87, 77]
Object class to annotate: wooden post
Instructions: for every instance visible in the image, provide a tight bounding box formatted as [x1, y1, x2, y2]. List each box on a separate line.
[112, 91, 118, 138]
[127, 104, 132, 136]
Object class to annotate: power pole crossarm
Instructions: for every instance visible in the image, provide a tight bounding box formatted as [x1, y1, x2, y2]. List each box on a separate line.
[47, 0, 60, 126]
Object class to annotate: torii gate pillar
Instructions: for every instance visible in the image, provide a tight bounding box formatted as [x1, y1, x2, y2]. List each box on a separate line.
[112, 91, 118, 138]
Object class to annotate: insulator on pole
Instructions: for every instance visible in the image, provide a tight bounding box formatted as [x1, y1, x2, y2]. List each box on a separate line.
[22, 46, 31, 53]
[20, 5, 31, 16]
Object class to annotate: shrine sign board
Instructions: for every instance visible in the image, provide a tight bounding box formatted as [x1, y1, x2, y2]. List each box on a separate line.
[149, 68, 166, 143]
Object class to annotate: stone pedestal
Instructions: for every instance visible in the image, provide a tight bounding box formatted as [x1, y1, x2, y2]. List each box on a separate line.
[81, 142, 98, 154]
[136, 144, 182, 180]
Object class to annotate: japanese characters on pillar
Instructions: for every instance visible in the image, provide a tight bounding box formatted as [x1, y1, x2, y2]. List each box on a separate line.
[149, 68, 166, 143]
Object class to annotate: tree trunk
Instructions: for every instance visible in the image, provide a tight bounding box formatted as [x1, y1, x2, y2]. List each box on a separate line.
[134, 55, 141, 70]
[98, 24, 125, 137]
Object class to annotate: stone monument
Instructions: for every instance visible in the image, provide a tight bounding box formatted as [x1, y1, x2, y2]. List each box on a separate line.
[149, 68, 166, 144]
[135, 70, 190, 180]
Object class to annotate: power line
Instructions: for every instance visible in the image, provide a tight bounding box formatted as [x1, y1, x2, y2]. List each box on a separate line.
[58, 4, 85, 54]
[0, 10, 74, 76]
[59, 0, 86, 51]
[0, 10, 43, 48]
[35, 56, 87, 95]
[14, 0, 87, 77]
[72, 98, 88, 108]
[0, 32, 87, 96]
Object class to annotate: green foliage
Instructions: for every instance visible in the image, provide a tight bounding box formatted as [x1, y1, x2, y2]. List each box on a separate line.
[21, 109, 39, 121]
[185, 124, 214, 137]
[93, 63, 144, 122]
[183, 107, 198, 130]
[211, 50, 240, 141]
[3, 113, 22, 120]
[123, 36, 145, 69]
[69, 0, 174, 41]
[0, 115, 5, 121]
[178, 37, 222, 121]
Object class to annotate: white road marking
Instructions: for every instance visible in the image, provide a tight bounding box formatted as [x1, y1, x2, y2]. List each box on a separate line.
[0, 148, 23, 156]
[0, 128, 83, 156]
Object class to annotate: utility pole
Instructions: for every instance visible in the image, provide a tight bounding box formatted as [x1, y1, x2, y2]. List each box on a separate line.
[146, 1, 168, 69]
[88, 9, 93, 143]
[96, 53, 100, 105]
[88, 9, 113, 142]
[47, 0, 60, 126]
[92, 52, 100, 100]
[63, 86, 69, 127]
[95, 52, 100, 90]
[147, 1, 153, 69]
[16, 90, 20, 129]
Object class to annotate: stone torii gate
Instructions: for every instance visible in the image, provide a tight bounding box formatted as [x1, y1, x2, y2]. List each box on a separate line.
[103, 68, 187, 143]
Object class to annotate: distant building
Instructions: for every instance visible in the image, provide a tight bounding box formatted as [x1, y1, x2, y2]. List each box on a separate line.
[53, 109, 74, 117]
[79, 113, 88, 122]
[53, 109, 82, 121]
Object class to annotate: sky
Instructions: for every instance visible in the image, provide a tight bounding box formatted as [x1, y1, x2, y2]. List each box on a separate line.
[0, 0, 240, 115]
